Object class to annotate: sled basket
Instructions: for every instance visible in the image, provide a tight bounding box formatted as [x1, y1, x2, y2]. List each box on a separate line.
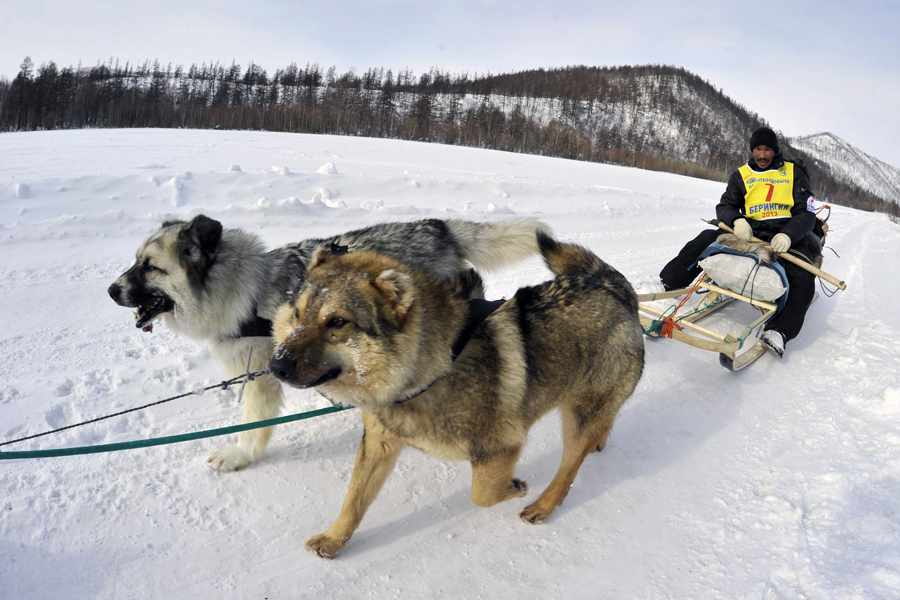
[638, 247, 788, 372]
[638, 218, 847, 371]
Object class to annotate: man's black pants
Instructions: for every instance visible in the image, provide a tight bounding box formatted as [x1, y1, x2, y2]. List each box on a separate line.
[659, 229, 816, 343]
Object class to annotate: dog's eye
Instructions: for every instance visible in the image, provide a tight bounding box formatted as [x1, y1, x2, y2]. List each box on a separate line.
[326, 317, 347, 328]
[141, 260, 166, 275]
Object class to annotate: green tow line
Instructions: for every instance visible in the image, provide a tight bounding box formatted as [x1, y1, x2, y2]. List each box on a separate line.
[0, 405, 353, 460]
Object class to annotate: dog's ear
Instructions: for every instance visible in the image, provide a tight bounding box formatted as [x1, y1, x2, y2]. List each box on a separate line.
[373, 269, 415, 325]
[453, 268, 485, 300]
[185, 215, 223, 255]
[178, 215, 223, 286]
[309, 247, 333, 272]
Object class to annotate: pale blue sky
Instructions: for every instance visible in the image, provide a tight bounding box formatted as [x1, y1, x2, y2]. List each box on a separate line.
[2, 0, 899, 166]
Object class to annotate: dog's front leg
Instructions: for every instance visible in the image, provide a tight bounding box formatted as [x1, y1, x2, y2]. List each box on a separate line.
[208, 340, 283, 471]
[307, 411, 404, 559]
[470, 446, 528, 508]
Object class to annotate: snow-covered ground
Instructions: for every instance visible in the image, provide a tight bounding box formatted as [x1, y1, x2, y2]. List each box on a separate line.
[1, 129, 898, 599]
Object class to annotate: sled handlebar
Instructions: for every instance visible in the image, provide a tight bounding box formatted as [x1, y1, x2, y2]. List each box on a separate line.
[711, 221, 847, 291]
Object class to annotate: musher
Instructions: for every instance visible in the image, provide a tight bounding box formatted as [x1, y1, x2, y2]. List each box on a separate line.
[658, 127, 822, 358]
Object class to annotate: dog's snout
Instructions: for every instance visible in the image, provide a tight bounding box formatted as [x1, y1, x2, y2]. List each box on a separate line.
[269, 353, 297, 382]
[108, 282, 122, 303]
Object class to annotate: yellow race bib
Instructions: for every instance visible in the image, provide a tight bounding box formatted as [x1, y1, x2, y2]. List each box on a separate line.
[739, 162, 794, 221]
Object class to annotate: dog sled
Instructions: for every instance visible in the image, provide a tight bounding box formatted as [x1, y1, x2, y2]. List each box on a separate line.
[638, 219, 846, 371]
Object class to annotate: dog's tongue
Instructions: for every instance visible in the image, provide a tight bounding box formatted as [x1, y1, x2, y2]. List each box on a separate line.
[142, 323, 154, 333]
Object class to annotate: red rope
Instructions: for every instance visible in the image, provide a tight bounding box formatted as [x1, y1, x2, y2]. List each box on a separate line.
[659, 273, 706, 338]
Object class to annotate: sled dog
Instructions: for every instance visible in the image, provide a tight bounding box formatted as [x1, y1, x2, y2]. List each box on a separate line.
[108, 215, 548, 471]
[269, 232, 645, 558]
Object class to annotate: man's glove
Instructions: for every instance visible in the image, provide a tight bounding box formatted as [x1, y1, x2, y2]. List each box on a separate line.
[770, 233, 791, 254]
[733, 218, 753, 241]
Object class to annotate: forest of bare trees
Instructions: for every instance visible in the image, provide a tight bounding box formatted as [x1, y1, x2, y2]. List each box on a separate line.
[0, 57, 895, 216]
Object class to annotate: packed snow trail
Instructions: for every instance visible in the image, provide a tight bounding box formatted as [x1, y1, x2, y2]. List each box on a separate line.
[1, 130, 898, 599]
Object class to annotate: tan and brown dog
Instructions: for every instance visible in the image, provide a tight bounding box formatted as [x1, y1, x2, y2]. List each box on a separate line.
[270, 232, 645, 558]
[109, 216, 548, 471]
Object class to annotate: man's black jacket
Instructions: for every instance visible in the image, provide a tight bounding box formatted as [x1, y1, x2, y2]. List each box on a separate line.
[715, 154, 817, 249]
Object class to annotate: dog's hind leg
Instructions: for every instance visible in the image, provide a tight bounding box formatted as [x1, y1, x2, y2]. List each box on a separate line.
[306, 411, 405, 559]
[519, 403, 613, 524]
[208, 340, 283, 471]
[470, 446, 528, 508]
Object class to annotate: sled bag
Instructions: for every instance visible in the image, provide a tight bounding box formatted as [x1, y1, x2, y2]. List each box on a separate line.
[696, 243, 789, 309]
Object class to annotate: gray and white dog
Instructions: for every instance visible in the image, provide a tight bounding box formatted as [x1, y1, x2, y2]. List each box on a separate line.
[108, 215, 548, 471]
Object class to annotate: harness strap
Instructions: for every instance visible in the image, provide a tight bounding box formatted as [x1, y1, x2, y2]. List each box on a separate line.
[451, 298, 506, 359]
[395, 297, 506, 404]
[236, 313, 274, 338]
[220, 301, 273, 340]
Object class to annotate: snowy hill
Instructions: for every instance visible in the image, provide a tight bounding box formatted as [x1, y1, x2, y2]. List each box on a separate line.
[458, 66, 761, 174]
[4, 62, 896, 212]
[1, 130, 899, 599]
[790, 132, 900, 203]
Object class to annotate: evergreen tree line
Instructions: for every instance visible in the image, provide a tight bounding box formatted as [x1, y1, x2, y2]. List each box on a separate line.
[0, 57, 895, 216]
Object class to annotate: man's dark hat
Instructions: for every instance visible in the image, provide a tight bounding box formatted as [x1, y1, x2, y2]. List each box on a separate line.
[750, 127, 780, 154]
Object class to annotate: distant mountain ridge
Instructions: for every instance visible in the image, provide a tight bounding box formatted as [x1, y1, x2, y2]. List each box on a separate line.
[1, 59, 897, 215]
[472, 67, 896, 213]
[789, 133, 900, 204]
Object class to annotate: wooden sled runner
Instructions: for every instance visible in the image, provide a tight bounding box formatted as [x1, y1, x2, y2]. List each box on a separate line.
[639, 277, 778, 371]
[638, 221, 847, 372]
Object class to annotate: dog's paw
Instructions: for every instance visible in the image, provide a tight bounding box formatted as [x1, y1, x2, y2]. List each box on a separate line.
[518, 502, 552, 525]
[305, 533, 348, 559]
[206, 445, 251, 471]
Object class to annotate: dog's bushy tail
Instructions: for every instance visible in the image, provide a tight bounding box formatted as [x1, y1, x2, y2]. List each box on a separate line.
[447, 218, 551, 272]
[537, 231, 610, 277]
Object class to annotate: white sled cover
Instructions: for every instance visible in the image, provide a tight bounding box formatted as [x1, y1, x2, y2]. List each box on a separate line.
[698, 254, 787, 302]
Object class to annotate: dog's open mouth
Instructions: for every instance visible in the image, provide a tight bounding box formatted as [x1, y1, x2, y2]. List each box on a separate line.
[134, 296, 174, 332]
[309, 367, 342, 388]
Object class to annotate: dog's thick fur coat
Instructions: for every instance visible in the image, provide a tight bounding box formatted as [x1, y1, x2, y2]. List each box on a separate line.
[270, 233, 645, 558]
[109, 215, 548, 470]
